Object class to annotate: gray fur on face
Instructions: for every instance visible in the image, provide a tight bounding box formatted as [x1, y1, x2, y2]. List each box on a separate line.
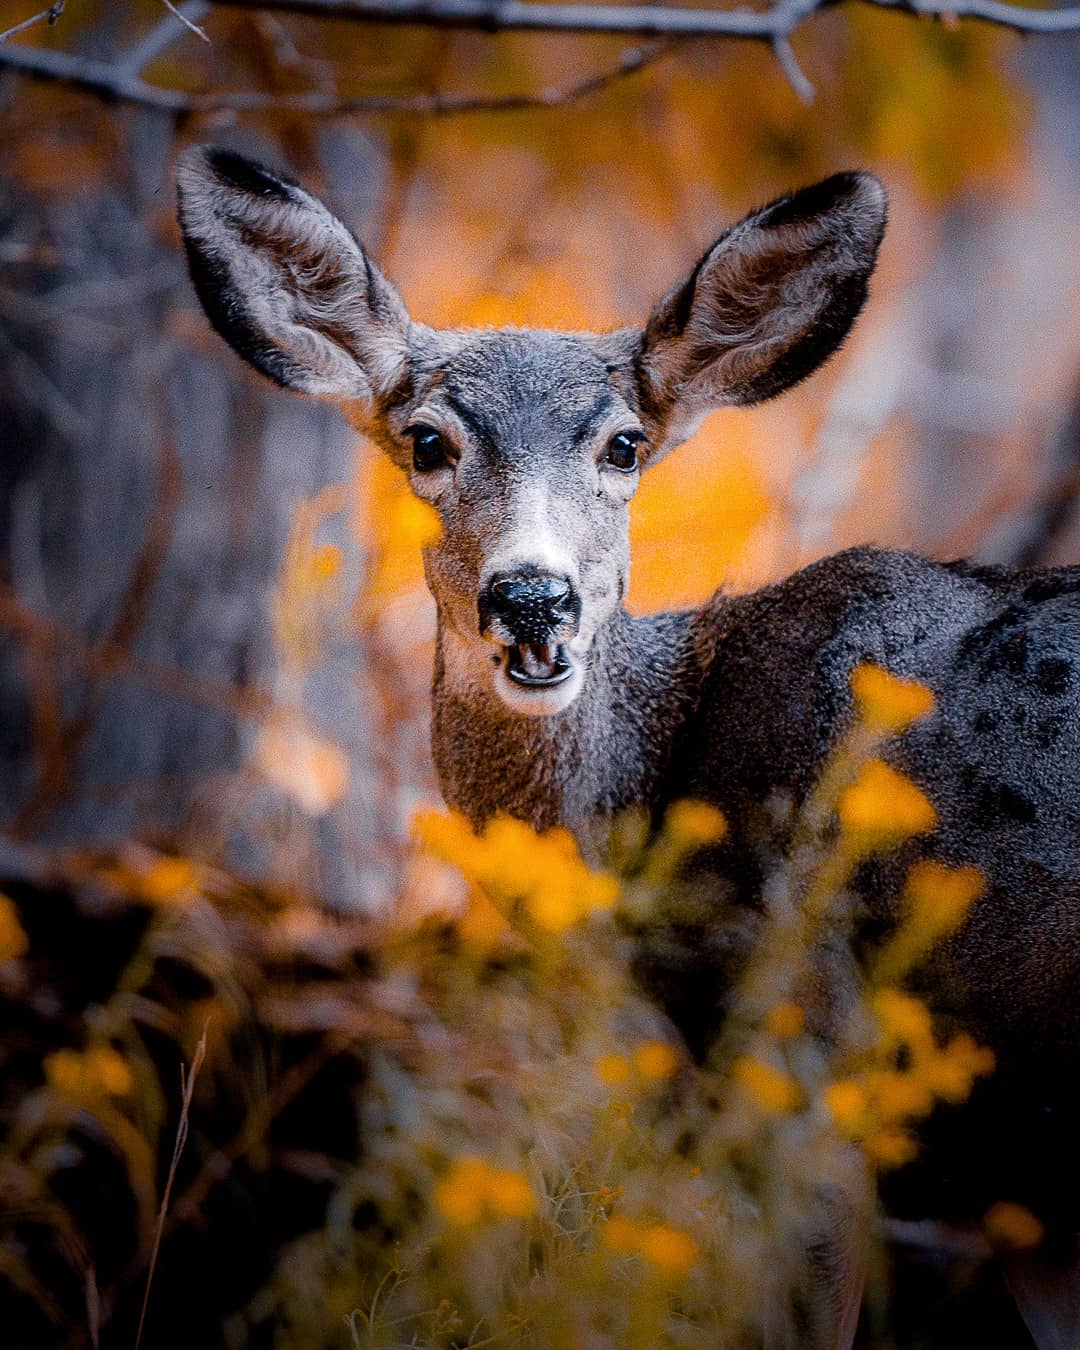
[378, 328, 640, 711]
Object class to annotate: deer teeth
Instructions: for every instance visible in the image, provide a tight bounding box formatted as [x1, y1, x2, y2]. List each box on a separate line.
[519, 643, 556, 678]
[505, 643, 573, 688]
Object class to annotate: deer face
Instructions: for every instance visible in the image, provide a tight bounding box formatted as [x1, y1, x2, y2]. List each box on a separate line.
[177, 147, 886, 717]
[373, 326, 644, 714]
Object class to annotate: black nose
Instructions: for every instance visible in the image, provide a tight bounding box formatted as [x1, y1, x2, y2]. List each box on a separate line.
[480, 571, 581, 642]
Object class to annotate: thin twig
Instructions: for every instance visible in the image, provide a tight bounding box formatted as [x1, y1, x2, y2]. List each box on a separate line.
[211, 0, 1080, 36]
[771, 34, 814, 103]
[134, 1023, 209, 1350]
[119, 0, 211, 73]
[0, 0, 65, 46]
[0, 38, 665, 114]
[160, 0, 211, 44]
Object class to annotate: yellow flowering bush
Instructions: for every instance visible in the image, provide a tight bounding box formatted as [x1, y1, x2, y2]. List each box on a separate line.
[414, 808, 619, 932]
[433, 1156, 536, 1226]
[0, 658, 1021, 1348]
[603, 1215, 699, 1278]
[814, 986, 994, 1170]
[44, 1045, 134, 1100]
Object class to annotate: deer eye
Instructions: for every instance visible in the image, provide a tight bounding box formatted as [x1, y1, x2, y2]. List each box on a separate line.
[603, 431, 642, 473]
[409, 426, 450, 472]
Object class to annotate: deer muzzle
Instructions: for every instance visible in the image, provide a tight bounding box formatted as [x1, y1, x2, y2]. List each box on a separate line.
[478, 571, 581, 688]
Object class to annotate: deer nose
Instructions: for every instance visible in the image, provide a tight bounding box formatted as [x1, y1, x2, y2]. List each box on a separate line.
[480, 571, 581, 642]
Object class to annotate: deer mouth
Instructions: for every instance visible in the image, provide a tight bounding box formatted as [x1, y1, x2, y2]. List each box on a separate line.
[505, 642, 574, 688]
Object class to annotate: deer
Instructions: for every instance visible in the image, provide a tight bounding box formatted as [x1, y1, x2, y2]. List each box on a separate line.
[176, 145, 1080, 1349]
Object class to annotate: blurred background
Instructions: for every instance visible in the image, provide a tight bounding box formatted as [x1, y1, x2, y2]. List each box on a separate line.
[1, 0, 1078, 910]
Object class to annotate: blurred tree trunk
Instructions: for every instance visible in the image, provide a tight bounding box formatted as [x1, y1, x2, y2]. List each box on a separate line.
[0, 101, 394, 908]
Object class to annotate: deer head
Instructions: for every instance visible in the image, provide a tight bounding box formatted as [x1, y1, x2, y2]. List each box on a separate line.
[177, 147, 886, 717]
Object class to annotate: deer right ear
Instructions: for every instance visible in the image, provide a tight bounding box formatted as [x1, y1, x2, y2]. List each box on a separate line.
[635, 172, 887, 447]
[176, 146, 411, 404]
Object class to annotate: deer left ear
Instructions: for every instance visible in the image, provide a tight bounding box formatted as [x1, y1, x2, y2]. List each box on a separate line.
[636, 172, 887, 441]
[176, 146, 412, 404]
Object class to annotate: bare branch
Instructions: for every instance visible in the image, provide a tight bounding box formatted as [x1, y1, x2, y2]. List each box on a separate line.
[0, 37, 666, 115]
[210, 0, 1080, 37]
[772, 33, 815, 103]
[0, 0, 1075, 121]
[160, 0, 212, 45]
[0, 0, 65, 46]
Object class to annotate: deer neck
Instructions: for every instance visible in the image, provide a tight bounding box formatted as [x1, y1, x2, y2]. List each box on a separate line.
[431, 604, 715, 838]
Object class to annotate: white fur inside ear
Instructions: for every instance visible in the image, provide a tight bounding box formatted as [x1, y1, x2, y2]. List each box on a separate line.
[177, 147, 410, 402]
[637, 172, 887, 437]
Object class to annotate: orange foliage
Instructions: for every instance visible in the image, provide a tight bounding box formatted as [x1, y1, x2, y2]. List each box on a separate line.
[629, 420, 771, 612]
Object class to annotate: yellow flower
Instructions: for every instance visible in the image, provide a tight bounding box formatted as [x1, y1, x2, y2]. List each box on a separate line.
[433, 1157, 535, 1226]
[601, 1216, 697, 1277]
[904, 860, 984, 931]
[764, 1002, 805, 1039]
[984, 1202, 1044, 1250]
[664, 800, 728, 849]
[869, 1070, 934, 1122]
[873, 988, 934, 1050]
[864, 1128, 917, 1169]
[732, 1055, 801, 1114]
[413, 809, 477, 865]
[850, 664, 935, 733]
[837, 760, 937, 852]
[414, 810, 619, 934]
[916, 1035, 995, 1103]
[485, 1168, 537, 1219]
[902, 859, 984, 949]
[594, 1053, 631, 1088]
[45, 1046, 134, 1100]
[633, 1040, 681, 1082]
[823, 1079, 869, 1134]
[602, 1214, 641, 1254]
[876, 860, 985, 980]
[433, 1159, 488, 1226]
[639, 1223, 698, 1276]
[0, 893, 28, 962]
[141, 857, 200, 906]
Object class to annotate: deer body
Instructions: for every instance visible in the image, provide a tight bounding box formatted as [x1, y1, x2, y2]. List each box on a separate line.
[438, 543, 1080, 1051]
[176, 146, 1080, 1347]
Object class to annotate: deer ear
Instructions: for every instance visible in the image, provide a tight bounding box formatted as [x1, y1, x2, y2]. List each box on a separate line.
[636, 172, 886, 438]
[176, 146, 411, 402]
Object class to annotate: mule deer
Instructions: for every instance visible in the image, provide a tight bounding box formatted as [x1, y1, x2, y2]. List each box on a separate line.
[176, 146, 1080, 1347]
